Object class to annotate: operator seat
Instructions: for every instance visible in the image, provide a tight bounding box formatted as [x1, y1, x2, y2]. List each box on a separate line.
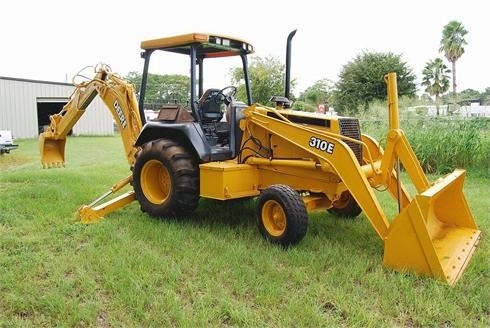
[199, 88, 224, 123]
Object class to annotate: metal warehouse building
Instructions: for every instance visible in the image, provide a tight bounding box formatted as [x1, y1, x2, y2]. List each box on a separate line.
[0, 76, 114, 139]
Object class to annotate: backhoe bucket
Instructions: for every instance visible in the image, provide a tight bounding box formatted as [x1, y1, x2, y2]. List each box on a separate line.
[39, 133, 66, 168]
[384, 169, 480, 285]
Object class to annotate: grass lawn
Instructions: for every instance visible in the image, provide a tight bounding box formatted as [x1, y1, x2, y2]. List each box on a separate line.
[1, 136, 489, 327]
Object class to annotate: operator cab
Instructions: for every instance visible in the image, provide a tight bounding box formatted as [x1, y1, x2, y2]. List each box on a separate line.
[138, 33, 254, 162]
[139, 33, 254, 121]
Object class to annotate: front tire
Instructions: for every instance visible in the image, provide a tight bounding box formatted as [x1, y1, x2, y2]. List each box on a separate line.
[133, 138, 199, 217]
[257, 184, 308, 247]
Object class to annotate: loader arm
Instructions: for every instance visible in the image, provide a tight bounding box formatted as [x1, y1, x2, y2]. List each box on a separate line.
[39, 65, 143, 168]
[242, 105, 391, 239]
[240, 72, 480, 285]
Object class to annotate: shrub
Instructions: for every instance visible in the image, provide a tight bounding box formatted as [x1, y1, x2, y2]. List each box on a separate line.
[405, 118, 488, 174]
[359, 103, 489, 175]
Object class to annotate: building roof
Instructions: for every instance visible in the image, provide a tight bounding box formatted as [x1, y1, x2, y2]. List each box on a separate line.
[0, 75, 72, 86]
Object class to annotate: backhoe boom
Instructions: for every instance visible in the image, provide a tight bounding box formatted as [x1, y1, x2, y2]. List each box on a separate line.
[39, 65, 143, 168]
[39, 65, 143, 222]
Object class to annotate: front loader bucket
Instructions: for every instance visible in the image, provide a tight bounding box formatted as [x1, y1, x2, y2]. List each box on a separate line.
[384, 169, 481, 285]
[39, 133, 66, 168]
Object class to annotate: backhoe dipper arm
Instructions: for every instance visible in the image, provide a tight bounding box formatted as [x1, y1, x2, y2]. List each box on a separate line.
[39, 65, 143, 168]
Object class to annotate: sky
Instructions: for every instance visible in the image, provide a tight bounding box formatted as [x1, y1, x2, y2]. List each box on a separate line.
[1, 0, 489, 96]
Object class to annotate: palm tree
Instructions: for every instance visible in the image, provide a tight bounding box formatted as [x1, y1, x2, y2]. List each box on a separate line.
[421, 58, 451, 116]
[439, 20, 468, 109]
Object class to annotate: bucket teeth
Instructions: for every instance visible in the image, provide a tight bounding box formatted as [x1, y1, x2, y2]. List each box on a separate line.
[41, 161, 65, 169]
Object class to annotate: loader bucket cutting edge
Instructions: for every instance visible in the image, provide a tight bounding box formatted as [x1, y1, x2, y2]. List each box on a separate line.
[383, 169, 481, 285]
[39, 134, 66, 167]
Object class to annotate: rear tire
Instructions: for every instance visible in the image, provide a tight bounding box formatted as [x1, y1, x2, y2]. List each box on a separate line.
[133, 138, 199, 217]
[257, 184, 308, 247]
[328, 191, 362, 218]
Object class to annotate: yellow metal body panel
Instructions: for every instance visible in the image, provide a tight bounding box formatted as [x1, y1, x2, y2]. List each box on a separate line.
[141, 32, 254, 57]
[141, 33, 209, 49]
[199, 161, 260, 200]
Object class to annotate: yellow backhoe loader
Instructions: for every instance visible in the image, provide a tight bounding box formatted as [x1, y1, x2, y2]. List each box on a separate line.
[39, 31, 480, 286]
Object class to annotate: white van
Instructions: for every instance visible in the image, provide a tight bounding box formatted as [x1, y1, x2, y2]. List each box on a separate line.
[0, 130, 19, 154]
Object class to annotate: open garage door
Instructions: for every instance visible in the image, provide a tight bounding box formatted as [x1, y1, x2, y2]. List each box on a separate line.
[37, 98, 69, 135]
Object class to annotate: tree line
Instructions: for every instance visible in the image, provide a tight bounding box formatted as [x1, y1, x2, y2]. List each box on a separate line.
[126, 21, 487, 116]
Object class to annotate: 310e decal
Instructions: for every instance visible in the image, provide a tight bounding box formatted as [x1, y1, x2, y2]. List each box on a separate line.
[308, 136, 335, 154]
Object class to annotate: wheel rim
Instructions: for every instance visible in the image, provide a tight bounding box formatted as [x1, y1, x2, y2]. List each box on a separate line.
[261, 199, 286, 237]
[141, 159, 171, 204]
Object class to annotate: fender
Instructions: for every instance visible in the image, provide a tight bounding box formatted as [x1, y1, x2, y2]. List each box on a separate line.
[135, 121, 212, 161]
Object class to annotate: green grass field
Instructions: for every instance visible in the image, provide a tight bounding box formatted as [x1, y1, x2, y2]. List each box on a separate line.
[1, 136, 489, 327]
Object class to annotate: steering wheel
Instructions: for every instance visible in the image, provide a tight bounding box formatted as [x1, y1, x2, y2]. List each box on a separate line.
[214, 86, 237, 105]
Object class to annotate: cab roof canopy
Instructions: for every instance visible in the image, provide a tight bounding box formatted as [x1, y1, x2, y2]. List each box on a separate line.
[140, 33, 254, 58]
